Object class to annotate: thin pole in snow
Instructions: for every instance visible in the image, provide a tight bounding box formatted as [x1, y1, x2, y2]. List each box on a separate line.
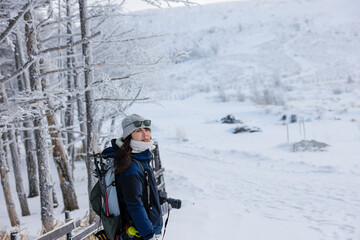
[286, 122, 289, 145]
[302, 118, 306, 140]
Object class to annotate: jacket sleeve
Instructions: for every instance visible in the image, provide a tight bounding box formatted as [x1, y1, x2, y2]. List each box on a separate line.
[119, 170, 154, 240]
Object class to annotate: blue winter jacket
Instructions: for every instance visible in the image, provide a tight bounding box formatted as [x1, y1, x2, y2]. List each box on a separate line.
[102, 139, 163, 240]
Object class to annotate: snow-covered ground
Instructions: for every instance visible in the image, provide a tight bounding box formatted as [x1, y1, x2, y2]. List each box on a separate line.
[1, 0, 360, 239]
[131, 93, 360, 240]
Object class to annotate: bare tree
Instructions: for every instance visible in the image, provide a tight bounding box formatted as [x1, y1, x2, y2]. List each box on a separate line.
[0, 0, 192, 230]
[40, 67, 79, 211]
[65, 0, 76, 174]
[24, 8, 54, 231]
[0, 83, 30, 216]
[14, 30, 39, 198]
[7, 126, 30, 216]
[78, 0, 98, 223]
[0, 134, 20, 227]
[1, 133, 10, 168]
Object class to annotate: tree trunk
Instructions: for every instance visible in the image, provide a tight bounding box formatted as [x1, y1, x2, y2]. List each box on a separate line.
[8, 126, 31, 216]
[65, 0, 75, 174]
[78, 0, 97, 223]
[110, 116, 116, 134]
[0, 134, 20, 227]
[51, 176, 59, 209]
[79, 0, 97, 223]
[33, 116, 55, 231]
[23, 121, 39, 198]
[0, 83, 30, 216]
[35, 0, 79, 210]
[25, 10, 54, 232]
[41, 75, 79, 211]
[14, 30, 39, 198]
[2, 132, 10, 167]
[74, 74, 87, 162]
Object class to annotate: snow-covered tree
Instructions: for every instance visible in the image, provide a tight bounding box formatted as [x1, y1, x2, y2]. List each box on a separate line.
[24, 5, 55, 231]
[0, 134, 20, 227]
[0, 81, 30, 216]
[0, 0, 191, 228]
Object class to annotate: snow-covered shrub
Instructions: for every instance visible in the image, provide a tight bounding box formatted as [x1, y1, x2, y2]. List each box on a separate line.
[236, 90, 246, 102]
[233, 125, 261, 134]
[221, 114, 242, 124]
[347, 75, 354, 83]
[264, 88, 285, 105]
[292, 22, 301, 32]
[292, 140, 329, 152]
[332, 88, 342, 95]
[251, 88, 285, 106]
[218, 88, 229, 102]
[199, 84, 211, 93]
[175, 126, 188, 142]
[249, 72, 286, 106]
[237, 23, 242, 32]
[186, 47, 208, 60]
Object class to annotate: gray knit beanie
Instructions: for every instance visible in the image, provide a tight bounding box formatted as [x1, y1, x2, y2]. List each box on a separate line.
[122, 114, 151, 139]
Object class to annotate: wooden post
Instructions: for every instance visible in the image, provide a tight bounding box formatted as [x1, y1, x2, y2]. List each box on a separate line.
[65, 211, 72, 240]
[10, 232, 19, 240]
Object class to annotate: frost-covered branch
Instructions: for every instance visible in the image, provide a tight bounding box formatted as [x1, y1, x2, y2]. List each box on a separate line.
[0, 31, 101, 84]
[40, 31, 101, 54]
[93, 33, 166, 44]
[0, 56, 36, 85]
[37, 62, 103, 77]
[141, 0, 197, 8]
[0, 1, 33, 43]
[41, 33, 81, 44]
[94, 97, 150, 101]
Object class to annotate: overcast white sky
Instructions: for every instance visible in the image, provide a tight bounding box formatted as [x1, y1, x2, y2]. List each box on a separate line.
[122, 0, 245, 11]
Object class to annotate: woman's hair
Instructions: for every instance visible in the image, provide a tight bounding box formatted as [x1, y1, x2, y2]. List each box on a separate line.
[114, 135, 132, 173]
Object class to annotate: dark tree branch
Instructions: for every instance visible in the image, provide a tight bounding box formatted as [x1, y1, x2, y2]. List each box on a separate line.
[111, 72, 144, 81]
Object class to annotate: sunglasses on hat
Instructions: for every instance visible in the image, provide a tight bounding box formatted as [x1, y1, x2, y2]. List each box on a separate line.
[126, 120, 151, 128]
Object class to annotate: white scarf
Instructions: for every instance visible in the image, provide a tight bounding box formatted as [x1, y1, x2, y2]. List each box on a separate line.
[130, 139, 155, 152]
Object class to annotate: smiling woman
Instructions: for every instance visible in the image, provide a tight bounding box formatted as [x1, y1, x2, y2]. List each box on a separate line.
[92, 114, 163, 240]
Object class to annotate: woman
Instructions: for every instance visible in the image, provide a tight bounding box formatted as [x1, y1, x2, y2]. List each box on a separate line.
[101, 114, 163, 240]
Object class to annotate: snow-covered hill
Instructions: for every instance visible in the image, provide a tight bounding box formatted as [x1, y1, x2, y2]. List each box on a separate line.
[1, 0, 360, 239]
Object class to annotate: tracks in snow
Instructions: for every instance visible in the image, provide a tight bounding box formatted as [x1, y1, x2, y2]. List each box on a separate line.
[163, 143, 360, 239]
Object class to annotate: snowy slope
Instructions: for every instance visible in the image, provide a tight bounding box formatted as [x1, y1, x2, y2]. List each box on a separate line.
[1, 0, 360, 239]
[130, 93, 360, 240]
[122, 0, 360, 102]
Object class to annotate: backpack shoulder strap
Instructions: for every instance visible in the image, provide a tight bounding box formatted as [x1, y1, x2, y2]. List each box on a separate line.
[132, 159, 145, 173]
[132, 159, 151, 207]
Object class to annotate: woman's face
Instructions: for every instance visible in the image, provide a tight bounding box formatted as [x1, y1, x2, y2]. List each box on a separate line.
[131, 128, 151, 142]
